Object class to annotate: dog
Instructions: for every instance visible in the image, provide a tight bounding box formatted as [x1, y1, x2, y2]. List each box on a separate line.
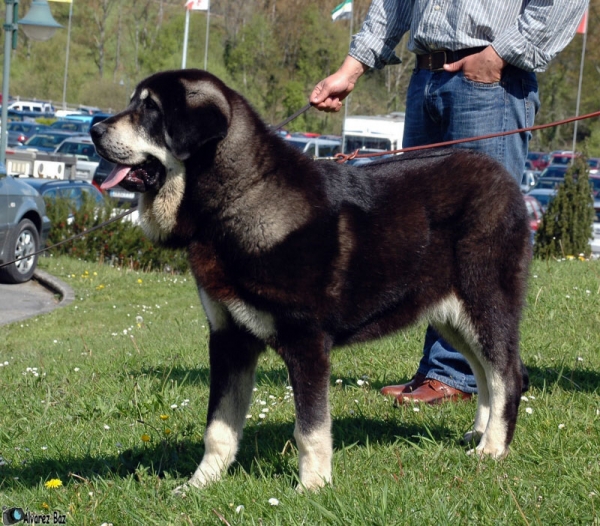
[91, 69, 530, 492]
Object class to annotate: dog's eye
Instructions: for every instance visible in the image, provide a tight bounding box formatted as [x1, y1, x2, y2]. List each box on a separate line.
[144, 97, 159, 111]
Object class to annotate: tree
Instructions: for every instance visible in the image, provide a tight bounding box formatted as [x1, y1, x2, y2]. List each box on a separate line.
[534, 155, 595, 259]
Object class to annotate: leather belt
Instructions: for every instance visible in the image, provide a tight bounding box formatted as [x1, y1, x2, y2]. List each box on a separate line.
[416, 47, 487, 71]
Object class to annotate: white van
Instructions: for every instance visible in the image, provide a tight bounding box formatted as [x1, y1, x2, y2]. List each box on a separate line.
[284, 136, 341, 159]
[7, 101, 55, 114]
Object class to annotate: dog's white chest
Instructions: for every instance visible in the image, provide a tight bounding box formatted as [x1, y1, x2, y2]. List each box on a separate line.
[199, 288, 276, 340]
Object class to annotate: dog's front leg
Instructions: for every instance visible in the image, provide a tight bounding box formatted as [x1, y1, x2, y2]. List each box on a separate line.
[278, 332, 333, 491]
[179, 326, 264, 493]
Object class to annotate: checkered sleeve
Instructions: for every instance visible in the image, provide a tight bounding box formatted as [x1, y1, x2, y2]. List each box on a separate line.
[492, 0, 589, 72]
[349, 0, 414, 69]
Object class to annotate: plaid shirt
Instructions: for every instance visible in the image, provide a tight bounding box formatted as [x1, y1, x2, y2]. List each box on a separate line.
[350, 0, 589, 72]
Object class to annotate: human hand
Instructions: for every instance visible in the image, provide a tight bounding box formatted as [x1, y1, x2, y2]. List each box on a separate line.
[310, 56, 368, 112]
[443, 46, 507, 83]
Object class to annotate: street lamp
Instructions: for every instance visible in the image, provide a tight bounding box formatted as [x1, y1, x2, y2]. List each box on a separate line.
[0, 0, 62, 165]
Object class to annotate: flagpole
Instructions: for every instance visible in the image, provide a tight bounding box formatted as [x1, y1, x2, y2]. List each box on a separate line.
[343, 3, 353, 123]
[203, 0, 210, 70]
[572, 16, 587, 154]
[61, 0, 73, 110]
[182, 8, 190, 68]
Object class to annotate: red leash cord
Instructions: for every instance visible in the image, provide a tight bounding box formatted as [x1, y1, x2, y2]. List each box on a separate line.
[334, 108, 600, 163]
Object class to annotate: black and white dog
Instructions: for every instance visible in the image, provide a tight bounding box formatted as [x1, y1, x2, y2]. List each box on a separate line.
[91, 69, 530, 492]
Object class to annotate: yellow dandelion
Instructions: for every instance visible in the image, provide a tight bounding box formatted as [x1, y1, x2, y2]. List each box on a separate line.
[137, 278, 143, 284]
[44, 478, 63, 489]
[159, 414, 169, 421]
[42, 502, 49, 510]
[96, 284, 105, 290]
[164, 428, 172, 435]
[566, 255, 575, 260]
[141, 433, 151, 442]
[93, 272, 98, 276]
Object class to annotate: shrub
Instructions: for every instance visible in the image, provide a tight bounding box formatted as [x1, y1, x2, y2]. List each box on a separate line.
[43, 194, 189, 273]
[534, 155, 595, 259]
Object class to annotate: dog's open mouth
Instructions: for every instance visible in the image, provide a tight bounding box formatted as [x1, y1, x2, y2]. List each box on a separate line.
[100, 157, 165, 193]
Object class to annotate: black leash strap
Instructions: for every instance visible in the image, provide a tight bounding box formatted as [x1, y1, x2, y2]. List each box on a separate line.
[0, 207, 138, 270]
[273, 103, 313, 131]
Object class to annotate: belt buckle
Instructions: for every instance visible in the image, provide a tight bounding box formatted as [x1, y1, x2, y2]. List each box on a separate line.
[430, 50, 446, 72]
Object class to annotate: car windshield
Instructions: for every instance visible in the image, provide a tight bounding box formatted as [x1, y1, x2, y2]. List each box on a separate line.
[56, 141, 101, 162]
[25, 134, 69, 148]
[530, 192, 554, 208]
[43, 186, 103, 209]
[550, 155, 573, 165]
[286, 140, 310, 152]
[540, 166, 568, 178]
[535, 178, 562, 190]
[51, 122, 87, 132]
[344, 135, 392, 153]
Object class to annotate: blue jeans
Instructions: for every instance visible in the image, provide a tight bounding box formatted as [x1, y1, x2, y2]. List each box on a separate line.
[404, 65, 540, 393]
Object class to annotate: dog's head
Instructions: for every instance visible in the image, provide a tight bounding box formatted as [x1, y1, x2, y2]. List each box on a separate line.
[91, 69, 231, 194]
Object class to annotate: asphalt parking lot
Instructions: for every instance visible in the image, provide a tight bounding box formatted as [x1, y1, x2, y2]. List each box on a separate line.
[0, 270, 73, 327]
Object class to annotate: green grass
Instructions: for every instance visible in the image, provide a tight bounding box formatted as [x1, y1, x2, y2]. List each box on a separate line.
[1, 255, 599, 525]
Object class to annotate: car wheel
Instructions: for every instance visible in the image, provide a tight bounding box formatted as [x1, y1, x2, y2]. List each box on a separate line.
[0, 219, 40, 284]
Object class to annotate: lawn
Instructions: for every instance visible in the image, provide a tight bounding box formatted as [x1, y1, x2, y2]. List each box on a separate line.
[0, 255, 599, 525]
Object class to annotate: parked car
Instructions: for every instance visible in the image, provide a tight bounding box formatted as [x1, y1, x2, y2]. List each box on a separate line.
[92, 157, 138, 207]
[527, 151, 549, 171]
[53, 135, 101, 181]
[0, 162, 51, 283]
[49, 120, 91, 134]
[539, 165, 569, 179]
[527, 188, 557, 212]
[7, 121, 50, 143]
[523, 194, 544, 232]
[532, 176, 564, 190]
[17, 130, 85, 153]
[520, 170, 538, 193]
[548, 151, 576, 166]
[22, 178, 104, 208]
[6, 100, 54, 114]
[587, 158, 600, 175]
[284, 136, 341, 158]
[6, 130, 25, 147]
[23, 178, 139, 225]
[592, 199, 600, 255]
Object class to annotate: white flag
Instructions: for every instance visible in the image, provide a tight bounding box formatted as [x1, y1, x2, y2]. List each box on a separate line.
[331, 0, 352, 21]
[186, 0, 209, 11]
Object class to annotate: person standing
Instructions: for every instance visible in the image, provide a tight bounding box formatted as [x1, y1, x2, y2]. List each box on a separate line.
[311, 0, 588, 404]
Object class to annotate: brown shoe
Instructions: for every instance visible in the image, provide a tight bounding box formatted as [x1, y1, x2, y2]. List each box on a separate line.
[381, 373, 427, 397]
[395, 379, 472, 405]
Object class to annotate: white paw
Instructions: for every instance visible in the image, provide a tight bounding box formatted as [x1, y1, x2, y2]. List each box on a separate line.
[466, 444, 509, 460]
[172, 484, 190, 497]
[462, 430, 483, 445]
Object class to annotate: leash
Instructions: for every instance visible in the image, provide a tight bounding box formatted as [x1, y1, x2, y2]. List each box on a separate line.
[335, 108, 600, 163]
[273, 103, 313, 131]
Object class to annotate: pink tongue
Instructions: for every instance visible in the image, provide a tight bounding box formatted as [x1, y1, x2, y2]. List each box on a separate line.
[101, 164, 132, 190]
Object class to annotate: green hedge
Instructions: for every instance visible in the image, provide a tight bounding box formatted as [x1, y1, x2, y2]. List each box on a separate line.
[534, 156, 595, 259]
[44, 194, 189, 273]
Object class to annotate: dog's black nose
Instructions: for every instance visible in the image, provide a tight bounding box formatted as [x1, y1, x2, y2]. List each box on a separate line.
[90, 122, 107, 142]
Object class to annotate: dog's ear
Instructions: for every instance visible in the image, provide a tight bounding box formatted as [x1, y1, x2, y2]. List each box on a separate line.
[166, 103, 229, 161]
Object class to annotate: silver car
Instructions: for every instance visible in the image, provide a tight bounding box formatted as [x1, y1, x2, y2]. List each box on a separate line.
[0, 164, 51, 283]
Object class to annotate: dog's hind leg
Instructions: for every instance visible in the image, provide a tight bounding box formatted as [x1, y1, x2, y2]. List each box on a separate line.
[278, 331, 333, 491]
[469, 342, 523, 459]
[431, 322, 489, 445]
[178, 324, 264, 493]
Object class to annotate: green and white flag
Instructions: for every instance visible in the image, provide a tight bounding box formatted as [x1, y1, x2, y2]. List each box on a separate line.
[331, 0, 352, 21]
